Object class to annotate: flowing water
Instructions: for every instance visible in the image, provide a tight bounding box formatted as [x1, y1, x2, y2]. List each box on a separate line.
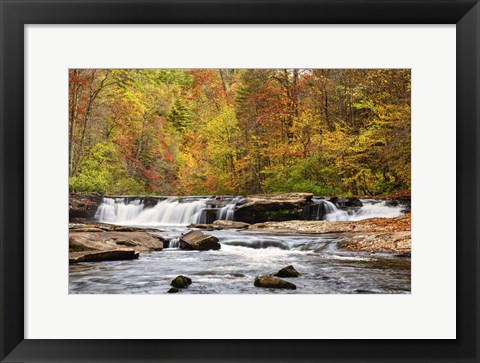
[69, 197, 411, 294]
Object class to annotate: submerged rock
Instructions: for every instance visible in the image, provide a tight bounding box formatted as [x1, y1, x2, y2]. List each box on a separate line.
[69, 249, 139, 264]
[274, 265, 301, 278]
[385, 200, 399, 207]
[254, 275, 297, 290]
[179, 230, 221, 251]
[168, 287, 180, 293]
[171, 275, 192, 289]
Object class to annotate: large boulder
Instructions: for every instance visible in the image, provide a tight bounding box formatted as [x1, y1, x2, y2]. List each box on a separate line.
[254, 275, 297, 290]
[179, 230, 221, 251]
[274, 265, 301, 278]
[69, 231, 164, 252]
[235, 193, 313, 223]
[69, 249, 139, 264]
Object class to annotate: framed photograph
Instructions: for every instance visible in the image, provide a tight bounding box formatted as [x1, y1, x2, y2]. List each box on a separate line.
[1, 0, 479, 362]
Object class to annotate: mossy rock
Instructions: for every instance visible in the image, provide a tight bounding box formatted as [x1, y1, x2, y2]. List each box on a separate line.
[171, 275, 192, 288]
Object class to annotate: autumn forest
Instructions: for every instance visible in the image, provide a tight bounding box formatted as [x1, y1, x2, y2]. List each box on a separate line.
[68, 69, 411, 197]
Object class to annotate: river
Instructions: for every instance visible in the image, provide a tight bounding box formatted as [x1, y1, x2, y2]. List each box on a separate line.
[69, 197, 411, 294]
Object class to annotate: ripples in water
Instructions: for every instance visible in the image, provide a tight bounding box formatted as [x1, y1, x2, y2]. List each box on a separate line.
[69, 229, 410, 294]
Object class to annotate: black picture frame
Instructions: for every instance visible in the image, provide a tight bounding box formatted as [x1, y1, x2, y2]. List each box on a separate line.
[1, 1, 479, 362]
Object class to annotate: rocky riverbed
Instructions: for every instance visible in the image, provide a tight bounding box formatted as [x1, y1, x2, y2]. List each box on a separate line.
[248, 214, 411, 254]
[69, 214, 411, 264]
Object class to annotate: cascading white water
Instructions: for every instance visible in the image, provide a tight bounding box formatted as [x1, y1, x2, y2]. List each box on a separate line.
[95, 197, 209, 226]
[323, 200, 404, 221]
[322, 201, 350, 221]
[95, 196, 404, 226]
[94, 198, 144, 223]
[168, 237, 181, 248]
[216, 196, 243, 221]
[351, 201, 404, 220]
[218, 204, 235, 220]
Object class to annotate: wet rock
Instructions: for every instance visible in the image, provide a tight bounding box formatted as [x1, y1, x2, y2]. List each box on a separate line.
[385, 200, 399, 207]
[171, 275, 192, 288]
[274, 265, 301, 278]
[303, 202, 328, 220]
[254, 275, 297, 290]
[329, 197, 362, 207]
[179, 230, 221, 251]
[69, 249, 139, 264]
[394, 252, 411, 258]
[168, 287, 180, 293]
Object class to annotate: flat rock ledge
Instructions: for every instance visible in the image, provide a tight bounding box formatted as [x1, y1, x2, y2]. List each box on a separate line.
[188, 220, 250, 230]
[69, 222, 161, 233]
[69, 231, 165, 263]
[248, 214, 410, 233]
[69, 249, 139, 264]
[69, 231, 164, 252]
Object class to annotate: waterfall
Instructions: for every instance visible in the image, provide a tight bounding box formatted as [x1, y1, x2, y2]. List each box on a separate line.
[350, 201, 403, 220]
[217, 204, 235, 221]
[168, 237, 181, 248]
[95, 197, 210, 225]
[94, 196, 405, 225]
[216, 196, 242, 221]
[305, 199, 404, 222]
[94, 198, 144, 223]
[322, 201, 350, 221]
[324, 200, 404, 221]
